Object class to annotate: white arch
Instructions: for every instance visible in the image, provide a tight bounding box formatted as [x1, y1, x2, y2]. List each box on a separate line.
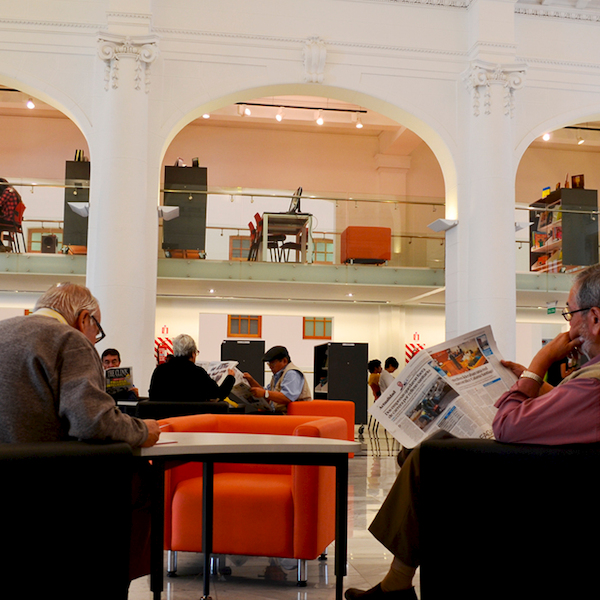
[157, 83, 458, 215]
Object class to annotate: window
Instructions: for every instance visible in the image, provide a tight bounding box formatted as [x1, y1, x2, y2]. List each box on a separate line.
[27, 228, 64, 253]
[229, 235, 252, 261]
[303, 317, 332, 340]
[228, 315, 262, 338]
[313, 238, 334, 264]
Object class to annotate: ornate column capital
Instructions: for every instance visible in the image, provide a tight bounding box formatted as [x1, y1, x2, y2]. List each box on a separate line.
[303, 37, 327, 83]
[463, 60, 527, 117]
[97, 34, 159, 92]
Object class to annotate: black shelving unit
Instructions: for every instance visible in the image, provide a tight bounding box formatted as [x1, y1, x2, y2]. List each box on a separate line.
[221, 340, 265, 387]
[314, 342, 368, 424]
[63, 160, 90, 246]
[163, 166, 208, 253]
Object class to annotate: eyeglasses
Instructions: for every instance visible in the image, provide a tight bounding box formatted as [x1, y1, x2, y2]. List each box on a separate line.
[562, 307, 591, 322]
[90, 314, 106, 344]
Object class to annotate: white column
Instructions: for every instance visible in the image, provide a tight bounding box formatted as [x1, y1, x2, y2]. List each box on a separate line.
[87, 33, 159, 393]
[446, 60, 525, 359]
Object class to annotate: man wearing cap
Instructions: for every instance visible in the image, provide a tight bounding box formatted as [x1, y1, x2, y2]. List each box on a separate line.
[243, 345, 311, 413]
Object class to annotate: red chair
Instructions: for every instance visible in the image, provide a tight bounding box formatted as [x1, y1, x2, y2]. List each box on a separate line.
[159, 413, 348, 585]
[0, 201, 26, 253]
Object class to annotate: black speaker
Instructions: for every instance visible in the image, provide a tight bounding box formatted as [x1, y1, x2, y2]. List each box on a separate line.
[41, 234, 57, 254]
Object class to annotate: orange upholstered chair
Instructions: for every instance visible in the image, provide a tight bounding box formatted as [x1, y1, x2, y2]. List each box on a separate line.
[287, 400, 355, 456]
[158, 413, 348, 585]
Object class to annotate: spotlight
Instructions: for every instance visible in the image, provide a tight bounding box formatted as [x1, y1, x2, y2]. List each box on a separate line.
[237, 104, 251, 117]
[577, 131, 585, 145]
[275, 107, 284, 122]
[542, 133, 550, 141]
[202, 113, 210, 119]
[355, 115, 363, 129]
[316, 109, 324, 126]
[26, 98, 35, 109]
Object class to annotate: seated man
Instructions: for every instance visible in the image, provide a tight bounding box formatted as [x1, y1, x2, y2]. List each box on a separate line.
[101, 347, 139, 401]
[149, 333, 235, 402]
[345, 264, 599, 600]
[0, 282, 160, 583]
[243, 345, 311, 413]
[378, 356, 399, 394]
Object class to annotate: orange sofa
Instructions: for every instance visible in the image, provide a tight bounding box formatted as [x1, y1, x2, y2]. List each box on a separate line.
[158, 413, 348, 584]
[340, 226, 392, 264]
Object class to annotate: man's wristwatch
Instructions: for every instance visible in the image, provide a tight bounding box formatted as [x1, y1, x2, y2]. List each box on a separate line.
[264, 389, 270, 399]
[520, 370, 543, 385]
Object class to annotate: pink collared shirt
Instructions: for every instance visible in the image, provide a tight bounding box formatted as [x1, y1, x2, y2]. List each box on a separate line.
[493, 354, 600, 445]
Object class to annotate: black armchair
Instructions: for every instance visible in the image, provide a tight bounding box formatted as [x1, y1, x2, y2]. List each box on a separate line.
[0, 441, 134, 600]
[419, 438, 600, 599]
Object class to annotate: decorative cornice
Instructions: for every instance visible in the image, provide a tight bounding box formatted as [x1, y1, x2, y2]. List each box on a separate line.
[463, 61, 527, 117]
[303, 37, 327, 83]
[515, 5, 600, 22]
[97, 34, 159, 92]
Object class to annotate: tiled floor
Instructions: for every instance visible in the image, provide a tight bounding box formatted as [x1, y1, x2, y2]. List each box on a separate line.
[129, 431, 420, 600]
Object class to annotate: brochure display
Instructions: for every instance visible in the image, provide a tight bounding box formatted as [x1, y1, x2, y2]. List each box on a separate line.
[369, 326, 516, 448]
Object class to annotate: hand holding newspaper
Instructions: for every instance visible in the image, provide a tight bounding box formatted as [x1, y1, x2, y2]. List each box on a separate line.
[369, 325, 517, 448]
[197, 360, 273, 411]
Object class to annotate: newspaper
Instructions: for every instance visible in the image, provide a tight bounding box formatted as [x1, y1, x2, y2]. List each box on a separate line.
[105, 367, 134, 395]
[369, 325, 517, 448]
[197, 360, 273, 411]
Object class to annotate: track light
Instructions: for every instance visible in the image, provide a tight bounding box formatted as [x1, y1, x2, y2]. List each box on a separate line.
[276, 107, 284, 122]
[202, 113, 210, 119]
[355, 115, 363, 129]
[577, 131, 585, 145]
[26, 98, 35, 109]
[542, 133, 550, 141]
[237, 104, 251, 117]
[316, 109, 324, 126]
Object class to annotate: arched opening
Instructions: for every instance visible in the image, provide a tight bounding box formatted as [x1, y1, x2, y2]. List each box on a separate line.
[0, 81, 90, 255]
[159, 86, 454, 278]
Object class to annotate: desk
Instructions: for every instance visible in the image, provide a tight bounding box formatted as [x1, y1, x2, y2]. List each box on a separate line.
[261, 212, 314, 263]
[136, 431, 360, 600]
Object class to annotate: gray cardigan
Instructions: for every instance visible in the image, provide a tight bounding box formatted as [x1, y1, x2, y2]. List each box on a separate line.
[0, 314, 148, 447]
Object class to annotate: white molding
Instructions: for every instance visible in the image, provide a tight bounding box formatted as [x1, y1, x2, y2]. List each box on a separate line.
[515, 5, 600, 21]
[303, 37, 327, 83]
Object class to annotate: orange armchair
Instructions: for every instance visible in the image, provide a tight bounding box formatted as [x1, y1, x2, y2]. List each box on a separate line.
[158, 413, 348, 585]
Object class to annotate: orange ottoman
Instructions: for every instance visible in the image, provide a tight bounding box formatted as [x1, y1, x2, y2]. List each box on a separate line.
[341, 226, 391, 264]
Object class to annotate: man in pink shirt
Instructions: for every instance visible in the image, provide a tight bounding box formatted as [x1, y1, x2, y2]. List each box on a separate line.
[493, 263, 600, 445]
[345, 264, 600, 600]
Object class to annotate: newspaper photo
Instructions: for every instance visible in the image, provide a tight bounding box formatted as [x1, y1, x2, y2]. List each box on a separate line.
[105, 367, 134, 395]
[369, 325, 517, 448]
[197, 360, 273, 411]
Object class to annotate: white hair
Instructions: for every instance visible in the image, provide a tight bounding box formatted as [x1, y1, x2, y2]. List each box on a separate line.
[173, 334, 198, 358]
[34, 282, 99, 327]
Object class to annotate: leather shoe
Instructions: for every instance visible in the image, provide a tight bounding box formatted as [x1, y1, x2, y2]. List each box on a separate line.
[345, 583, 417, 600]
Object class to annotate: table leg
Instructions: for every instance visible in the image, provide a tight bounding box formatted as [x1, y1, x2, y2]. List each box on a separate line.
[202, 461, 214, 600]
[150, 461, 166, 600]
[335, 456, 349, 600]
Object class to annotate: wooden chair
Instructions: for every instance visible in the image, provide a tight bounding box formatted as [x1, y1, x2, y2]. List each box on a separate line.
[255, 212, 285, 261]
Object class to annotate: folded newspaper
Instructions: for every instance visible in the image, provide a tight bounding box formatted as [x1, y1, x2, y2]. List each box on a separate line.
[369, 325, 517, 448]
[197, 360, 273, 411]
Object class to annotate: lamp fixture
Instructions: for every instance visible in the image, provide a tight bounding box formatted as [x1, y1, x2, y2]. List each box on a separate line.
[202, 113, 210, 119]
[237, 104, 251, 117]
[276, 107, 284, 122]
[355, 115, 363, 129]
[316, 109, 324, 126]
[26, 98, 35, 109]
[577, 131, 585, 145]
[542, 133, 550, 141]
[427, 218, 458, 233]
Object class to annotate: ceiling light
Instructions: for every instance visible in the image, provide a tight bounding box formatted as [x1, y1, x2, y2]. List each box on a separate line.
[202, 113, 210, 119]
[577, 132, 585, 145]
[26, 98, 35, 109]
[276, 107, 284, 122]
[316, 110, 324, 126]
[542, 133, 550, 141]
[355, 115, 363, 129]
[244, 106, 251, 116]
[237, 104, 251, 117]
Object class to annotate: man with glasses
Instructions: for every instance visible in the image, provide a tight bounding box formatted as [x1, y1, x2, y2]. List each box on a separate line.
[0, 281, 159, 447]
[344, 263, 600, 600]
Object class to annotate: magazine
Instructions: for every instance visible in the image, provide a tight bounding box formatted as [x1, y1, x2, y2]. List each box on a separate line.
[369, 325, 517, 448]
[197, 360, 273, 411]
[105, 367, 134, 395]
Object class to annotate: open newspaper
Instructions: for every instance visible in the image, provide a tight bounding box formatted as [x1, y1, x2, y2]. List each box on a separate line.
[369, 325, 517, 448]
[197, 360, 273, 411]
